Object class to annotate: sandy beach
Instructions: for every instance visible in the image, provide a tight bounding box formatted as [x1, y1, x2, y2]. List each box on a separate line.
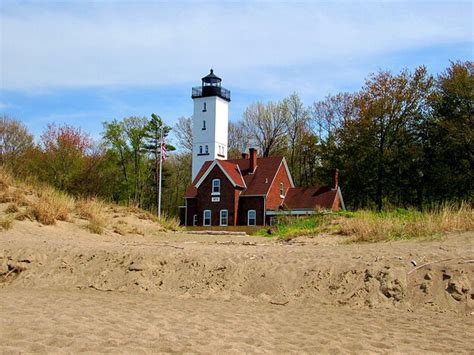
[1, 220, 473, 353]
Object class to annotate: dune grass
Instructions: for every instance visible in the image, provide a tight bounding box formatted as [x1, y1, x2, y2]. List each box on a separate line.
[29, 186, 75, 225]
[76, 197, 107, 234]
[263, 203, 473, 242]
[0, 168, 175, 234]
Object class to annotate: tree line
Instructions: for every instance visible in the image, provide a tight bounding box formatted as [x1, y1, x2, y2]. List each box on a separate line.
[1, 61, 472, 214]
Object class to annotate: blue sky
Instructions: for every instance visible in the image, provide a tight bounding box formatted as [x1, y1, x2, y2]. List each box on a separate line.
[1, 0, 472, 144]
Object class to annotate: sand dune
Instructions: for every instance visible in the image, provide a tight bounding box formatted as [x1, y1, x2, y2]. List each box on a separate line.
[1, 220, 473, 353]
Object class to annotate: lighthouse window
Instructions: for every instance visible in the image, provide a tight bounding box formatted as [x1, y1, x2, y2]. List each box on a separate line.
[205, 145, 209, 154]
[202, 102, 207, 112]
[199, 146, 203, 154]
[202, 120, 206, 130]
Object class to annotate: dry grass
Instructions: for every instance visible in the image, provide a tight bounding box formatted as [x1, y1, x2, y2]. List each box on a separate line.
[5, 203, 19, 214]
[261, 203, 473, 243]
[76, 198, 107, 234]
[29, 186, 75, 225]
[0, 170, 12, 192]
[0, 168, 179, 234]
[0, 215, 14, 230]
[336, 203, 473, 242]
[158, 213, 181, 231]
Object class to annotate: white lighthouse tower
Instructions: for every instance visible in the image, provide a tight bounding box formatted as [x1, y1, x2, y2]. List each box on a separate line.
[191, 69, 230, 180]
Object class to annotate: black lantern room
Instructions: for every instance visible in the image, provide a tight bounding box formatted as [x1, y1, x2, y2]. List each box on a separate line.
[192, 69, 231, 102]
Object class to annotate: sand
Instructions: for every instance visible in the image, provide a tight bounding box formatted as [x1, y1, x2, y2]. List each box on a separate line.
[1, 220, 473, 353]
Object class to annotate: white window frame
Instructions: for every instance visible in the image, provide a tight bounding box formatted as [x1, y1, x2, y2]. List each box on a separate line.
[248, 210, 256, 226]
[203, 210, 211, 226]
[280, 182, 285, 198]
[220, 209, 228, 226]
[212, 178, 220, 195]
[193, 214, 197, 226]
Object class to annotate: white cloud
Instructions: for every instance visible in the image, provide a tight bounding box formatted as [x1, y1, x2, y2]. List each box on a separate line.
[1, 1, 472, 93]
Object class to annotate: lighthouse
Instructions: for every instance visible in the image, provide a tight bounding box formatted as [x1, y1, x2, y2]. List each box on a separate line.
[191, 69, 231, 180]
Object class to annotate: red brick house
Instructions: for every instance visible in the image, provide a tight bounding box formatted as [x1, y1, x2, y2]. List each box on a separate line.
[182, 148, 344, 226]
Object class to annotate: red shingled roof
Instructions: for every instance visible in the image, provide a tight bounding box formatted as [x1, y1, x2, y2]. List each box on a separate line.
[185, 156, 287, 198]
[227, 156, 285, 196]
[218, 160, 246, 187]
[282, 187, 337, 210]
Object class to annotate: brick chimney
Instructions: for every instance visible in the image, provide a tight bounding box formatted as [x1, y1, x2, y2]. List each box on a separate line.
[241, 152, 249, 159]
[333, 169, 339, 190]
[249, 148, 257, 173]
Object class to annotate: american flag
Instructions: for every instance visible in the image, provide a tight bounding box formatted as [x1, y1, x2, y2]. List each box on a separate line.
[161, 141, 167, 161]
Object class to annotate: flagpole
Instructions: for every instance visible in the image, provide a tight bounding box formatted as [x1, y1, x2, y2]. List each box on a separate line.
[158, 125, 163, 219]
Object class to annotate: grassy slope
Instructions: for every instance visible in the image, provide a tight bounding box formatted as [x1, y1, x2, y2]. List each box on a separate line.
[258, 205, 473, 242]
[0, 169, 180, 234]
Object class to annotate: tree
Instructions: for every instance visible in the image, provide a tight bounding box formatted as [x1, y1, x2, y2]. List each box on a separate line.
[242, 101, 287, 157]
[144, 113, 174, 215]
[0, 115, 34, 173]
[424, 61, 473, 202]
[228, 121, 250, 158]
[349, 66, 433, 210]
[174, 116, 193, 152]
[283, 93, 309, 185]
[122, 117, 148, 205]
[102, 120, 130, 192]
[310, 92, 355, 141]
[39, 124, 93, 192]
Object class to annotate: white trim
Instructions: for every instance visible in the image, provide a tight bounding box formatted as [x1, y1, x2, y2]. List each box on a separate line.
[203, 209, 211, 226]
[195, 160, 242, 189]
[281, 157, 295, 188]
[265, 158, 295, 200]
[236, 164, 247, 188]
[338, 187, 346, 210]
[220, 209, 228, 226]
[247, 209, 257, 226]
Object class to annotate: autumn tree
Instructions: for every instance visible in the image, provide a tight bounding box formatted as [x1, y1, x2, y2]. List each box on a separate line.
[38, 124, 93, 192]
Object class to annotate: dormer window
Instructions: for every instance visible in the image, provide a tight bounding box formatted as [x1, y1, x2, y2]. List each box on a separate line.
[202, 120, 206, 130]
[280, 182, 285, 198]
[212, 178, 220, 195]
[202, 102, 207, 112]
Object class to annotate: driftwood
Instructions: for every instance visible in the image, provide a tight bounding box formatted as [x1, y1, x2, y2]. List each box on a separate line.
[407, 258, 455, 275]
[270, 300, 289, 306]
